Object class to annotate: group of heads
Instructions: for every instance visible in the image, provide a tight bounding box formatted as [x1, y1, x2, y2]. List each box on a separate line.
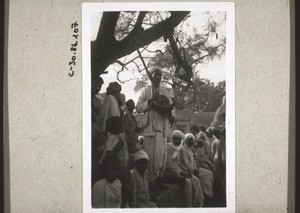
[172, 127, 225, 149]
[185, 132, 210, 149]
[92, 76, 122, 98]
[93, 77, 136, 113]
[206, 126, 226, 141]
[190, 124, 225, 140]
[189, 125, 207, 136]
[171, 130, 202, 148]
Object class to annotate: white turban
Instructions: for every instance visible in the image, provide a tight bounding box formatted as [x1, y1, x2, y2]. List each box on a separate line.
[195, 132, 206, 142]
[184, 133, 195, 142]
[133, 149, 149, 163]
[206, 126, 215, 134]
[172, 130, 184, 139]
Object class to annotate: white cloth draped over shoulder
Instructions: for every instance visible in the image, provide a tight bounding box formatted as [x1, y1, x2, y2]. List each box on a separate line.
[164, 142, 204, 207]
[164, 142, 182, 177]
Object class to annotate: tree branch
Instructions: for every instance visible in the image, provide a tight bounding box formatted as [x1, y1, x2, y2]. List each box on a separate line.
[115, 70, 136, 84]
[192, 44, 224, 64]
[144, 48, 168, 55]
[112, 11, 190, 61]
[162, 80, 174, 87]
[122, 12, 147, 43]
[193, 53, 212, 63]
[166, 29, 193, 86]
[114, 60, 129, 71]
[135, 12, 147, 30]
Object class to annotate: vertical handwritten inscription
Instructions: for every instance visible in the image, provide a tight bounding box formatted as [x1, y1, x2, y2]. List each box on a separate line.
[69, 21, 79, 77]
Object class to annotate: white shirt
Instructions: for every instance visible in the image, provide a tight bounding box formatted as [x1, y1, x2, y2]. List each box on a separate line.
[92, 178, 122, 208]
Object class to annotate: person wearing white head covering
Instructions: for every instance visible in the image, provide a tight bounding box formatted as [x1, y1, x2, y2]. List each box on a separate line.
[133, 149, 149, 163]
[130, 150, 156, 208]
[181, 133, 214, 201]
[165, 130, 184, 177]
[178, 133, 204, 206]
[137, 135, 144, 150]
[194, 134, 215, 199]
[162, 130, 203, 207]
[136, 66, 172, 190]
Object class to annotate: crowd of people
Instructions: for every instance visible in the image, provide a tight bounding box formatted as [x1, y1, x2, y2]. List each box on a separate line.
[91, 66, 226, 208]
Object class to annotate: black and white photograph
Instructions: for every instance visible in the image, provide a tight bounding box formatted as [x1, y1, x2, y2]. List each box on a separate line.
[4, 0, 293, 212]
[83, 2, 235, 212]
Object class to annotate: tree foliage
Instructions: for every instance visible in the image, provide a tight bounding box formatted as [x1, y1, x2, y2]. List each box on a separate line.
[180, 78, 225, 112]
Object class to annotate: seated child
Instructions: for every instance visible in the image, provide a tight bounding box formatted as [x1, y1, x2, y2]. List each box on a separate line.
[130, 150, 156, 208]
[92, 152, 122, 208]
[99, 116, 130, 208]
[137, 135, 144, 150]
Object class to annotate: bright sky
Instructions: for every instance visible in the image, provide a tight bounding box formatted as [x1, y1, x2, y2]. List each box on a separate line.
[91, 11, 226, 104]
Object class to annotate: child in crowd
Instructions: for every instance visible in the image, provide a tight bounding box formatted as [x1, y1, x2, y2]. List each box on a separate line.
[130, 150, 156, 208]
[92, 152, 122, 208]
[137, 135, 144, 150]
[99, 116, 130, 208]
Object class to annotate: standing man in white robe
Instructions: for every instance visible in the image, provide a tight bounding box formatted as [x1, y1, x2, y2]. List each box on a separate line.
[136, 66, 172, 193]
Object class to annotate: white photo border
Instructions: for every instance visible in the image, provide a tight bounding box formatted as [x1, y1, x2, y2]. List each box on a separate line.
[82, 2, 235, 212]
